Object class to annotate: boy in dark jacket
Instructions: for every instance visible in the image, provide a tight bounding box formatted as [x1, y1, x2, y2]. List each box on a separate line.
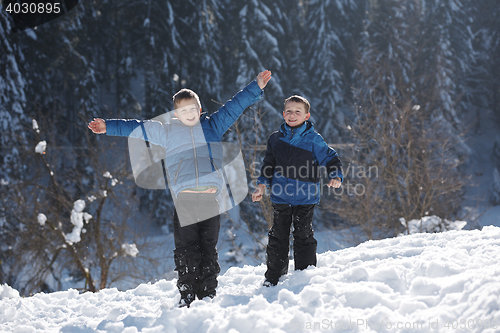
[88, 70, 271, 306]
[252, 95, 342, 286]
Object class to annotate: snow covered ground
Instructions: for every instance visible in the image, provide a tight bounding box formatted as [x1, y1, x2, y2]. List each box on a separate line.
[2, 226, 500, 333]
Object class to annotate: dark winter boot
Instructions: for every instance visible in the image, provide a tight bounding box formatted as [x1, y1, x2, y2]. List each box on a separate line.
[263, 279, 277, 287]
[178, 290, 196, 308]
[174, 246, 201, 307]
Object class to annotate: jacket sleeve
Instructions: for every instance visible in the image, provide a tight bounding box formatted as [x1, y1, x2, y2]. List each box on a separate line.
[208, 80, 264, 138]
[106, 119, 168, 148]
[312, 135, 343, 182]
[256, 136, 276, 187]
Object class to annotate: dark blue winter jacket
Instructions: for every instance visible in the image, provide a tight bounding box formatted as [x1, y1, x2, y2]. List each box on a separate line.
[105, 80, 263, 197]
[256, 121, 343, 206]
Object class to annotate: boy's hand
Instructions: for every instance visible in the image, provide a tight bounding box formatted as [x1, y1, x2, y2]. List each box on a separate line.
[256, 70, 272, 90]
[252, 184, 267, 202]
[88, 118, 106, 134]
[327, 178, 342, 188]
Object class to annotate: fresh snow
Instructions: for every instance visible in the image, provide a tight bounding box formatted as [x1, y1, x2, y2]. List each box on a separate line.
[2, 227, 500, 332]
[37, 213, 47, 226]
[0, 284, 19, 301]
[122, 243, 139, 257]
[34, 140, 46, 154]
[64, 200, 92, 244]
[32, 119, 39, 133]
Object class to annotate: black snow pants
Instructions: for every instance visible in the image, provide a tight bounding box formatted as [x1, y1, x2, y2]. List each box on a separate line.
[265, 203, 317, 285]
[173, 192, 221, 302]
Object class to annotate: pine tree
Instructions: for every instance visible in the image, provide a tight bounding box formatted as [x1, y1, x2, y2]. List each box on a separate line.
[0, 9, 28, 285]
[178, 0, 223, 108]
[0, 10, 27, 180]
[355, 0, 416, 103]
[473, 0, 500, 122]
[230, 0, 285, 128]
[141, 0, 223, 114]
[266, 0, 318, 101]
[141, 0, 181, 118]
[491, 168, 500, 206]
[417, 0, 476, 132]
[345, 0, 471, 237]
[356, 0, 475, 151]
[493, 136, 500, 167]
[304, 0, 358, 141]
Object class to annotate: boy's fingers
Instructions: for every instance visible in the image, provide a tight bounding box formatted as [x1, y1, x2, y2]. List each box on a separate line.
[252, 190, 262, 201]
[259, 70, 271, 77]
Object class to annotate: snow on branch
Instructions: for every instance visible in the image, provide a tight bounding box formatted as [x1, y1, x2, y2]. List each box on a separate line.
[121, 243, 139, 257]
[103, 171, 119, 187]
[35, 141, 46, 154]
[32, 119, 39, 133]
[37, 213, 47, 226]
[64, 200, 92, 244]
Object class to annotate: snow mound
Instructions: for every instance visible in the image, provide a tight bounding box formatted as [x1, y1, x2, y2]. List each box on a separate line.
[0, 284, 19, 300]
[1, 227, 500, 332]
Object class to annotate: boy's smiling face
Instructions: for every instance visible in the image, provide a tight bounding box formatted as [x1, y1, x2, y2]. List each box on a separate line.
[174, 98, 202, 126]
[283, 101, 310, 127]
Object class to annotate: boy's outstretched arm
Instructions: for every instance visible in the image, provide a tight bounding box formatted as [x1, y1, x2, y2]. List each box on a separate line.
[208, 70, 272, 138]
[89, 117, 169, 148]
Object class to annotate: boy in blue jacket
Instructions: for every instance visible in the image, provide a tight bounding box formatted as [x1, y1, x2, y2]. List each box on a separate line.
[252, 95, 342, 286]
[89, 70, 271, 306]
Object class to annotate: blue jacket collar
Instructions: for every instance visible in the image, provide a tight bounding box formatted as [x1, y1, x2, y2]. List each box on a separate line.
[280, 121, 313, 137]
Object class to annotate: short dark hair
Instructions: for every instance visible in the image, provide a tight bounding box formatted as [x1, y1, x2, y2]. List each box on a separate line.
[173, 89, 201, 109]
[284, 95, 310, 113]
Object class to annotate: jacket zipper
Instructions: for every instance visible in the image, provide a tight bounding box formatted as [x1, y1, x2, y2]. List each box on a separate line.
[190, 127, 199, 186]
[211, 160, 221, 179]
[174, 159, 183, 184]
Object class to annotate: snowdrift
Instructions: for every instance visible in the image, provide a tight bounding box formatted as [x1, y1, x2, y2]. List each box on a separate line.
[1, 227, 500, 333]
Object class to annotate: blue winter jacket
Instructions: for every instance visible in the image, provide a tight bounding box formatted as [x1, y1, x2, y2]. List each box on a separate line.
[106, 80, 263, 197]
[256, 121, 343, 206]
